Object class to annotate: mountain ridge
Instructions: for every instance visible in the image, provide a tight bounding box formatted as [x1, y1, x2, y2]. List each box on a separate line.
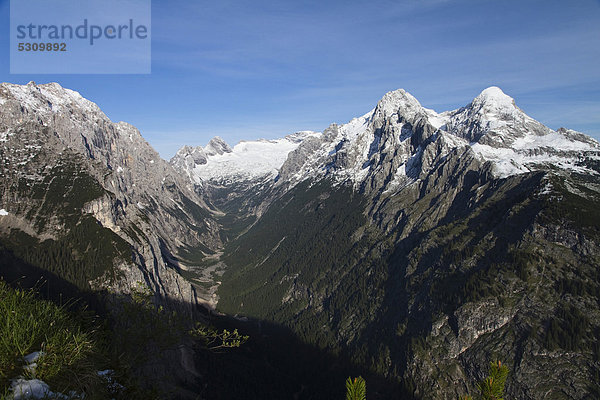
[171, 86, 599, 195]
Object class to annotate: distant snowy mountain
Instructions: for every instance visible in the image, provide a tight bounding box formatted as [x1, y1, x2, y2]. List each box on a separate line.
[170, 131, 319, 184]
[446, 87, 599, 177]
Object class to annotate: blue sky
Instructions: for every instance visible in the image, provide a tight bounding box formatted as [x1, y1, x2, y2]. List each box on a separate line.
[1, 0, 599, 158]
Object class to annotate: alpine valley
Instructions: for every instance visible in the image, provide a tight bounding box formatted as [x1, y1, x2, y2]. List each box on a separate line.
[1, 81, 600, 399]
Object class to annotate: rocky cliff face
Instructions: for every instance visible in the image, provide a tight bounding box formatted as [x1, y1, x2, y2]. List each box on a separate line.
[0, 81, 220, 307]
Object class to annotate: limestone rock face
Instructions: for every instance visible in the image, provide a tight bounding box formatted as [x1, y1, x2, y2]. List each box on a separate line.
[0, 81, 220, 306]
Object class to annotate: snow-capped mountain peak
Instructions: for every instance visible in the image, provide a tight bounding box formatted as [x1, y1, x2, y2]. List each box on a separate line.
[276, 87, 600, 189]
[445, 86, 551, 148]
[472, 86, 516, 110]
[374, 88, 425, 122]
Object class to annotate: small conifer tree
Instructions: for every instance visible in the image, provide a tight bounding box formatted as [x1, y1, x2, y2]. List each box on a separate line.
[462, 360, 509, 400]
[346, 376, 366, 400]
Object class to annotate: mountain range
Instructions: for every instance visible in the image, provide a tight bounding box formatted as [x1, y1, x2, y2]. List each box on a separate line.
[1, 81, 599, 399]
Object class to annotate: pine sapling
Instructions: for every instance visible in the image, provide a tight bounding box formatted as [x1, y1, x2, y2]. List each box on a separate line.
[346, 376, 366, 400]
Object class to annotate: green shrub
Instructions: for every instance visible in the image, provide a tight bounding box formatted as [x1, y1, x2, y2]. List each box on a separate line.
[190, 325, 248, 352]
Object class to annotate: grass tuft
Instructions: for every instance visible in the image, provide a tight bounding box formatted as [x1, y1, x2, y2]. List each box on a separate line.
[0, 280, 104, 396]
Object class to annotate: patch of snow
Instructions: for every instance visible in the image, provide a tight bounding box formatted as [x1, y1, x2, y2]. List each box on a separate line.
[475, 86, 515, 108]
[204, 136, 232, 156]
[470, 141, 597, 179]
[383, 162, 415, 194]
[149, 160, 154, 164]
[0, 209, 8, 216]
[424, 108, 448, 130]
[40, 84, 99, 113]
[7, 350, 103, 399]
[439, 131, 469, 148]
[512, 130, 596, 151]
[376, 89, 423, 122]
[538, 181, 552, 194]
[563, 180, 588, 197]
[340, 110, 373, 141]
[97, 369, 125, 392]
[97, 369, 112, 377]
[1, 82, 100, 116]
[22, 351, 43, 374]
[191, 133, 318, 182]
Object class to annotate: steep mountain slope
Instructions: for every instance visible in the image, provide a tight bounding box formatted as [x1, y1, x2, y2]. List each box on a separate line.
[209, 87, 600, 399]
[0, 81, 219, 306]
